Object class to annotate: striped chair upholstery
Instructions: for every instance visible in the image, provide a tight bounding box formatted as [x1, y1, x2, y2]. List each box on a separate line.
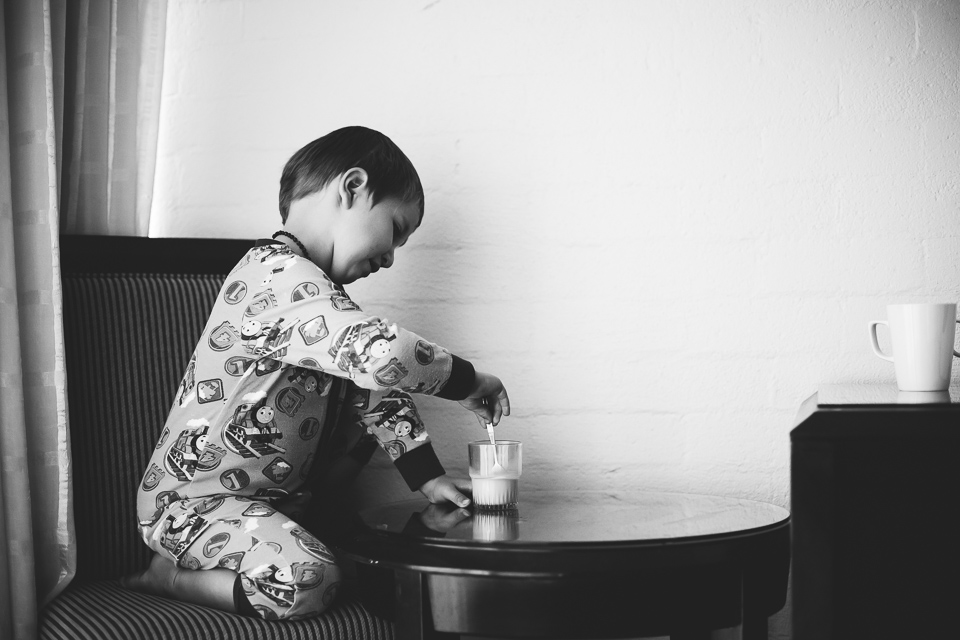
[42, 581, 393, 640]
[40, 236, 393, 640]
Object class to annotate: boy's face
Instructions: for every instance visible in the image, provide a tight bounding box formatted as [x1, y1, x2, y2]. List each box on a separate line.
[329, 196, 420, 285]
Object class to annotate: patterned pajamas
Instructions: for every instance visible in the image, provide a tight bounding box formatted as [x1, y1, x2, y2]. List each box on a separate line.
[146, 495, 340, 620]
[135, 240, 476, 619]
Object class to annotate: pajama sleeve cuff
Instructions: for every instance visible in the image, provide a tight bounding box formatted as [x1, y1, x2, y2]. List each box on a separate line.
[395, 442, 446, 491]
[434, 355, 476, 401]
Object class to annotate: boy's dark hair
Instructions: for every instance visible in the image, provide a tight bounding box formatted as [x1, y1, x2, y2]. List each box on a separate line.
[279, 126, 424, 223]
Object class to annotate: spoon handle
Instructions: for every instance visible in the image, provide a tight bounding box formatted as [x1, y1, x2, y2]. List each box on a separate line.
[486, 423, 502, 468]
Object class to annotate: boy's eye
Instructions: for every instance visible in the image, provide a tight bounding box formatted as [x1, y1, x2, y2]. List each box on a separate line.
[393, 223, 402, 243]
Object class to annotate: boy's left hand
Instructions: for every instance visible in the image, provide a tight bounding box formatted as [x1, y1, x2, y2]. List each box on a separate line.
[419, 475, 472, 508]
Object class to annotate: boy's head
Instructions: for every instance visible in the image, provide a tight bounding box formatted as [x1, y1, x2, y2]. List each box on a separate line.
[277, 126, 424, 285]
[279, 126, 424, 224]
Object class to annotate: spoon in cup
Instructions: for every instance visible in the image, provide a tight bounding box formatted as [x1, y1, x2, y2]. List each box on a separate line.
[486, 422, 505, 473]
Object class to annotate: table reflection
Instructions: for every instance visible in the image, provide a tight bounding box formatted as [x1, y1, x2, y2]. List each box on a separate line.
[407, 503, 521, 542]
[818, 383, 960, 405]
[472, 508, 520, 541]
[367, 491, 789, 545]
[897, 390, 951, 404]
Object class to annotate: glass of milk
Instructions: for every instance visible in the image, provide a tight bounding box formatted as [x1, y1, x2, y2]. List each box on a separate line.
[468, 440, 522, 510]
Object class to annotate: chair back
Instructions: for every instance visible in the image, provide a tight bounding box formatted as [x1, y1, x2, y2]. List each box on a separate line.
[60, 235, 251, 582]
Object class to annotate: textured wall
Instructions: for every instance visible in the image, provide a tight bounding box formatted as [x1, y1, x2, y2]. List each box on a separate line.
[151, 1, 960, 635]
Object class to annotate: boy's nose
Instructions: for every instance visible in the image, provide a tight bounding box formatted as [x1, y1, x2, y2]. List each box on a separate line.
[382, 250, 394, 268]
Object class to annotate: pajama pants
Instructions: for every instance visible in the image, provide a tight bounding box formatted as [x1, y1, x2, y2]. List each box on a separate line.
[144, 494, 342, 620]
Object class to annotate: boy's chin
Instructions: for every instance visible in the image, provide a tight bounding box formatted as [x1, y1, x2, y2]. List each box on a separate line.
[334, 272, 363, 285]
[339, 266, 376, 284]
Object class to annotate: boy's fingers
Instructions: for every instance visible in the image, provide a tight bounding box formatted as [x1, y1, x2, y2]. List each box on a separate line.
[491, 402, 503, 426]
[432, 477, 470, 507]
[448, 485, 470, 507]
[499, 388, 511, 416]
[453, 477, 473, 494]
[479, 403, 495, 424]
[442, 510, 470, 529]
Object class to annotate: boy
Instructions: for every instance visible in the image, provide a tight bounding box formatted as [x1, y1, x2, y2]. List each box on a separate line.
[122, 126, 510, 620]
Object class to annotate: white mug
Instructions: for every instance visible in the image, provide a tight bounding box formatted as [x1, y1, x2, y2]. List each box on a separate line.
[869, 303, 960, 391]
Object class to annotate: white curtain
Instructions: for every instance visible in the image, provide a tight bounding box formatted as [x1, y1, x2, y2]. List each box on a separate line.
[0, 2, 167, 639]
[59, 0, 167, 236]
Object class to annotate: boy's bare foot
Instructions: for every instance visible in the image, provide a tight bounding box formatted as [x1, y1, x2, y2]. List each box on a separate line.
[119, 552, 178, 598]
[120, 552, 240, 613]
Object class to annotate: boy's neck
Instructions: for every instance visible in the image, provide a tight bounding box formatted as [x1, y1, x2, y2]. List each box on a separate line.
[273, 230, 310, 260]
[281, 190, 341, 279]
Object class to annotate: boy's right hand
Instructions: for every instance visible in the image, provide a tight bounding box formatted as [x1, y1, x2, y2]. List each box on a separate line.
[458, 370, 511, 427]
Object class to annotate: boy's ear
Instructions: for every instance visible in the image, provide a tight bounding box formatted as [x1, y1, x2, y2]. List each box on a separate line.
[339, 168, 369, 209]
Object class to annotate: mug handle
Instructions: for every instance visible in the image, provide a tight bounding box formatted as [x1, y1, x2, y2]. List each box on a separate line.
[955, 319, 960, 358]
[869, 320, 894, 362]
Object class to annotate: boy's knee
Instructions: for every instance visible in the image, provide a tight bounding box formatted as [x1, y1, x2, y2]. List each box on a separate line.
[289, 561, 343, 620]
[238, 560, 343, 621]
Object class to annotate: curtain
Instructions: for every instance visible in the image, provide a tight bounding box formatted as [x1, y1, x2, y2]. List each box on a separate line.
[1, 2, 167, 639]
[60, 0, 168, 235]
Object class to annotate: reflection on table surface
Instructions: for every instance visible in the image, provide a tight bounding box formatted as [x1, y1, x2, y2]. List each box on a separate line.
[818, 383, 960, 406]
[358, 490, 789, 545]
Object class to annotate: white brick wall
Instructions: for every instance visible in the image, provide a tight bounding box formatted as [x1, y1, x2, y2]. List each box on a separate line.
[151, 2, 960, 635]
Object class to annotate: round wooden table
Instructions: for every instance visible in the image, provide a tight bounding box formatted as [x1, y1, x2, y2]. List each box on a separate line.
[333, 490, 790, 640]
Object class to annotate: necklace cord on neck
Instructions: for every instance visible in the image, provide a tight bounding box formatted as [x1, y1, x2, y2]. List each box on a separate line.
[272, 230, 310, 261]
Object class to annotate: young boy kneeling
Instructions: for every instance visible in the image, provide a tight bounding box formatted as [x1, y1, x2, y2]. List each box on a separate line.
[123, 126, 510, 620]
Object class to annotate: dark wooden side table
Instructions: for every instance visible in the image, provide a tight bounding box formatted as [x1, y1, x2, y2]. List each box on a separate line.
[791, 384, 960, 640]
[333, 490, 789, 640]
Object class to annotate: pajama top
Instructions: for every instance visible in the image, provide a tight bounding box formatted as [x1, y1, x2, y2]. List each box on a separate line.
[135, 239, 476, 534]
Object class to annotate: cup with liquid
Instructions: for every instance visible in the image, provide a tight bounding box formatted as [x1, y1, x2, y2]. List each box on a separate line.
[468, 440, 521, 510]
